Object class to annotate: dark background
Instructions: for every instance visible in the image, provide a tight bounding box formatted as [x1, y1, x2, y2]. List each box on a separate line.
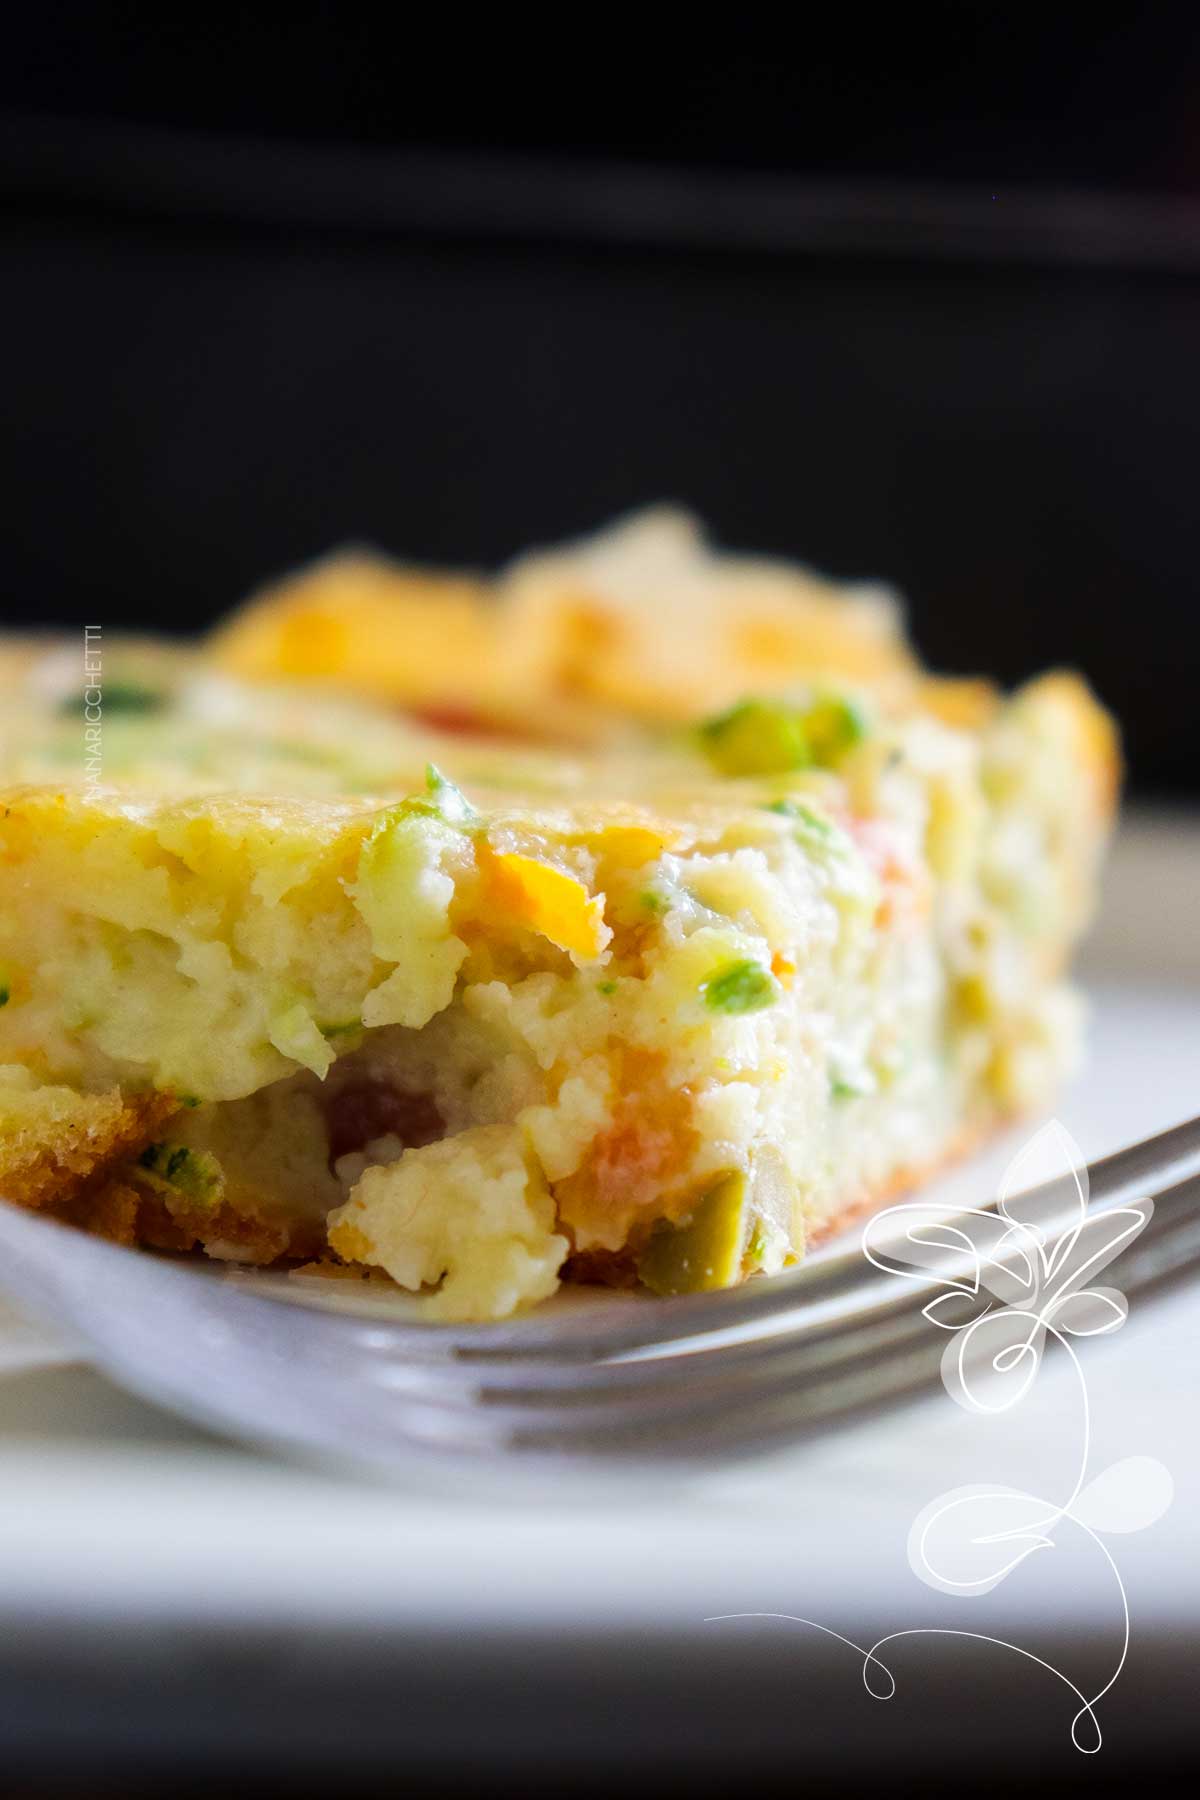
[2, 5, 1199, 796]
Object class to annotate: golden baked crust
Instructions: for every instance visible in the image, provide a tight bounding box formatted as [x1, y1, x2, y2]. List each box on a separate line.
[61, 1170, 324, 1263]
[0, 1082, 180, 1211]
[210, 550, 503, 722]
[211, 510, 922, 741]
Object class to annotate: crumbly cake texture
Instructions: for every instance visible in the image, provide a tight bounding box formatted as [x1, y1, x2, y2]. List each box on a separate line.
[0, 522, 1118, 1321]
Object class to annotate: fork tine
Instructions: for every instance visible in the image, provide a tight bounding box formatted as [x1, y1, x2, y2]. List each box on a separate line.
[377, 1167, 1200, 1454]
[0, 1112, 1196, 1467]
[245, 1163, 1200, 1461]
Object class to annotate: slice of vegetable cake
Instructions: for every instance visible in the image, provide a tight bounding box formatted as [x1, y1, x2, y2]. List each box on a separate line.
[0, 648, 1115, 1320]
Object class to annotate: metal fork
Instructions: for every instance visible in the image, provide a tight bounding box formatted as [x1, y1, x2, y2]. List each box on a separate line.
[0, 1114, 1197, 1469]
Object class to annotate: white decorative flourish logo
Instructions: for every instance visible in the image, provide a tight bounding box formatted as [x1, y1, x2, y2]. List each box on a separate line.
[709, 1121, 1172, 1754]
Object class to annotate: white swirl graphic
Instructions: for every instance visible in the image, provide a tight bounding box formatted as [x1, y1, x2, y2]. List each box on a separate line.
[710, 1120, 1172, 1754]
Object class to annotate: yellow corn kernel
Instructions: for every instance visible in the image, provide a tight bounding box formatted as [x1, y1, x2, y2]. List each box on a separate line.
[596, 824, 669, 868]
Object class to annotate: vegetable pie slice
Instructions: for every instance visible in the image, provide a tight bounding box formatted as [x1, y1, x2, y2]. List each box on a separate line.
[0, 635, 1115, 1319]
